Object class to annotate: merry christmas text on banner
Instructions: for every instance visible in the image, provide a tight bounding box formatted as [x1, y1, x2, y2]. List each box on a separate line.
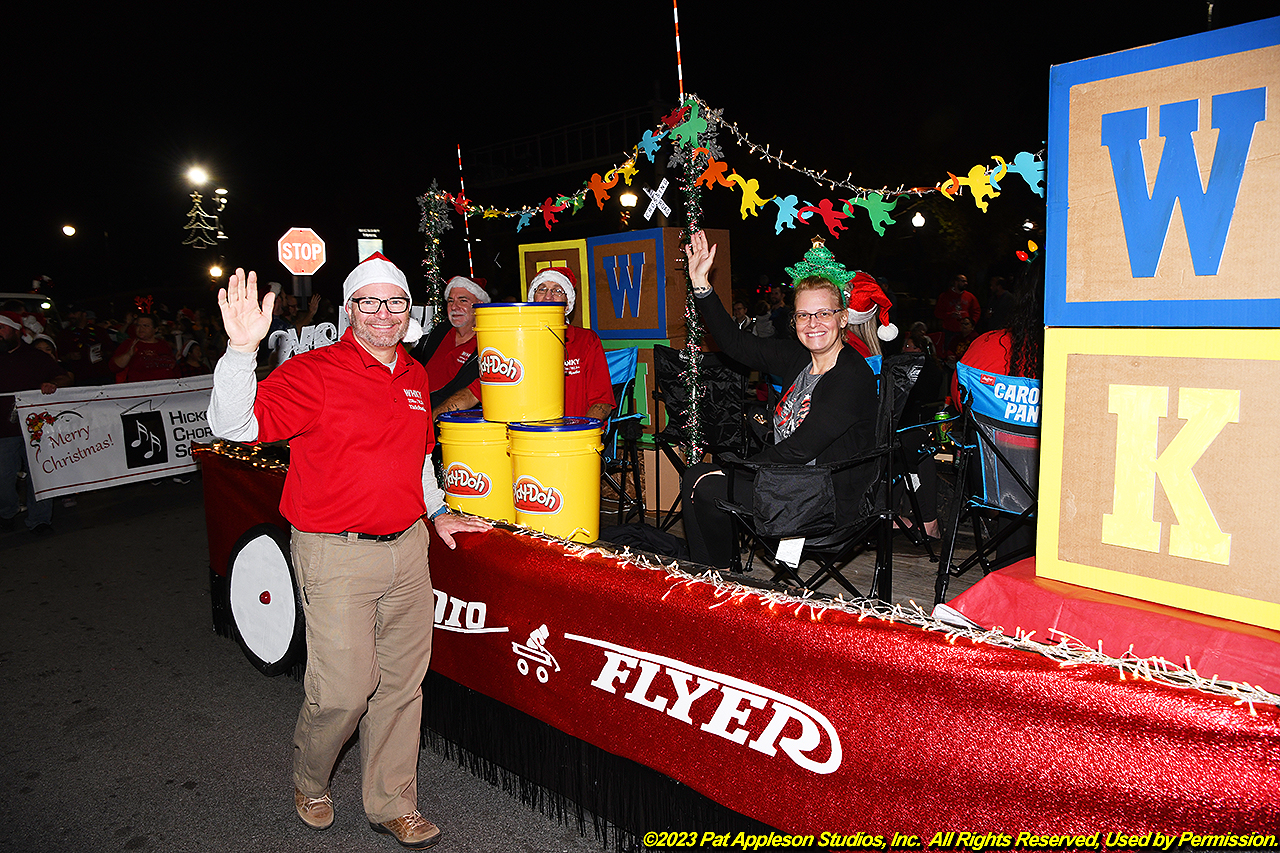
[16, 376, 214, 500]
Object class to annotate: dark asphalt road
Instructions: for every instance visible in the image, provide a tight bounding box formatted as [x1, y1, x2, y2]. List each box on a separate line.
[0, 476, 606, 853]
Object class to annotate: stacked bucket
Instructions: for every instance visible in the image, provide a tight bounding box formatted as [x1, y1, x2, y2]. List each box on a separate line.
[437, 302, 604, 543]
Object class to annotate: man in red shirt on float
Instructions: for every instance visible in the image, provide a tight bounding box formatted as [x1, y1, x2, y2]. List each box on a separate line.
[413, 275, 488, 418]
[434, 267, 614, 423]
[208, 253, 489, 849]
[110, 315, 179, 383]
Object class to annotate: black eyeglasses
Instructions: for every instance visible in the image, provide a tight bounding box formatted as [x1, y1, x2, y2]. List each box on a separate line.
[351, 296, 411, 314]
[793, 309, 840, 325]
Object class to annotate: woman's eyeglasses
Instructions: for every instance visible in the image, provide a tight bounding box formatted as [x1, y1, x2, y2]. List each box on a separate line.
[793, 309, 840, 325]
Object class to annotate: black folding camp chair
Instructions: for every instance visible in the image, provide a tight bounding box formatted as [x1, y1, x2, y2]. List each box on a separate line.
[651, 345, 752, 531]
[934, 364, 1041, 604]
[600, 347, 645, 526]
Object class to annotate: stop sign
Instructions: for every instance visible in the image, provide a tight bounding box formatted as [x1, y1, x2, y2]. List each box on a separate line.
[278, 227, 326, 275]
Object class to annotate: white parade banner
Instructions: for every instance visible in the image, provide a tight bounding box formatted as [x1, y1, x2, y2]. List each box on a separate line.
[15, 376, 214, 500]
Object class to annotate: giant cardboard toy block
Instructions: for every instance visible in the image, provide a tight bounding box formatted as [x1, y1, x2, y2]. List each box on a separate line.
[1047, 17, 1279, 327]
[585, 227, 731, 349]
[1038, 328, 1280, 630]
[1040, 18, 1280, 629]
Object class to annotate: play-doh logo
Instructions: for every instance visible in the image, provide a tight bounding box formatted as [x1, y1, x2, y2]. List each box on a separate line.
[444, 462, 491, 498]
[513, 475, 562, 514]
[479, 347, 523, 385]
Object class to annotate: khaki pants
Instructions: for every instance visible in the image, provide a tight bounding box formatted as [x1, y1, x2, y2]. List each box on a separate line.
[290, 520, 433, 823]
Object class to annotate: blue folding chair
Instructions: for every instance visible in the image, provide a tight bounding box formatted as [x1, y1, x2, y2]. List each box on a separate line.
[935, 363, 1041, 603]
[602, 347, 646, 525]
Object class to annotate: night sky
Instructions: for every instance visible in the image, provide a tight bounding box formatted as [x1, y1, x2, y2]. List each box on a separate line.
[7, 2, 1275, 312]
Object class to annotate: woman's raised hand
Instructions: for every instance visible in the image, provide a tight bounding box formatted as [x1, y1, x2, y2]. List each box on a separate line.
[685, 229, 717, 295]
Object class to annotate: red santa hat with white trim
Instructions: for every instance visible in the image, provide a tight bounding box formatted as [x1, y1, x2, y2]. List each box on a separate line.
[0, 311, 21, 332]
[341, 252, 424, 344]
[444, 275, 490, 304]
[527, 267, 576, 316]
[844, 272, 898, 341]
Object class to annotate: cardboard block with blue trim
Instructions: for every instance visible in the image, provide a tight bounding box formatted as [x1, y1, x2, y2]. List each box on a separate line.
[1038, 327, 1280, 630]
[585, 228, 731, 347]
[1047, 17, 1279, 327]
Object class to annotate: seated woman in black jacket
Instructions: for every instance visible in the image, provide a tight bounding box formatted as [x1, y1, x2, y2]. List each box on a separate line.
[681, 230, 878, 568]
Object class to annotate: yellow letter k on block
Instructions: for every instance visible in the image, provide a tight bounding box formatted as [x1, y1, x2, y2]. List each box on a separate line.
[1101, 385, 1238, 565]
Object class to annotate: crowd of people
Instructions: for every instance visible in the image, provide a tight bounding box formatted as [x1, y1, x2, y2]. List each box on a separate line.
[0, 297, 238, 534]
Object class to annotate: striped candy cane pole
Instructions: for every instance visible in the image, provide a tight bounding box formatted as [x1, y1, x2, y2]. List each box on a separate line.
[457, 143, 475, 277]
[673, 0, 683, 100]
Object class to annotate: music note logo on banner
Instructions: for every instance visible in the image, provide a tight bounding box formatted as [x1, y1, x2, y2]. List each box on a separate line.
[121, 412, 169, 468]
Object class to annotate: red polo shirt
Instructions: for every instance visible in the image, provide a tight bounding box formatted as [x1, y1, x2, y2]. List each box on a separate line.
[424, 328, 477, 394]
[252, 329, 434, 535]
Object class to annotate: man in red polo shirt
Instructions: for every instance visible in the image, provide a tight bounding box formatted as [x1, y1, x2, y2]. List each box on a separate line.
[412, 275, 488, 416]
[208, 253, 488, 849]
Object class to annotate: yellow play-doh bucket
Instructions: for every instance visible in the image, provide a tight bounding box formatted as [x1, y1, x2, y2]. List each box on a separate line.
[437, 410, 515, 523]
[508, 418, 603, 543]
[473, 303, 566, 423]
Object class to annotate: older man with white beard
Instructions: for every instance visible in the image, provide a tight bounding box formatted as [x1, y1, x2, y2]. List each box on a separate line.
[411, 275, 488, 419]
[208, 253, 489, 849]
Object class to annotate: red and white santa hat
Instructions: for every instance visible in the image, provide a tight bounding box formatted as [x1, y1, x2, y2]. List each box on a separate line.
[341, 252, 424, 344]
[444, 275, 490, 304]
[844, 272, 898, 341]
[527, 267, 576, 316]
[0, 311, 21, 332]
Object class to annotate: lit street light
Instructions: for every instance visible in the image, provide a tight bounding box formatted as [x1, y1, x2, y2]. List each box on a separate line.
[182, 164, 229, 249]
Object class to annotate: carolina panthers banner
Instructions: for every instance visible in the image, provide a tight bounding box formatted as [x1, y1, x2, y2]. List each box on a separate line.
[1047, 16, 1279, 327]
[15, 376, 213, 500]
[955, 363, 1041, 426]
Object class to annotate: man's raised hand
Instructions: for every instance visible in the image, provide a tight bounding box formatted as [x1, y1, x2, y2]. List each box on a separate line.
[218, 269, 275, 353]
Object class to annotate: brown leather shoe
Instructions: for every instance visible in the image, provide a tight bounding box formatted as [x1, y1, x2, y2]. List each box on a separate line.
[294, 787, 334, 830]
[370, 810, 441, 848]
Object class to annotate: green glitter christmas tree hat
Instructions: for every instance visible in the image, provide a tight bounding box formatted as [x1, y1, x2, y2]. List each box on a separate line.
[783, 237, 855, 305]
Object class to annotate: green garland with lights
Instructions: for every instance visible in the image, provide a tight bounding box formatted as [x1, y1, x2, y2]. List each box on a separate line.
[417, 179, 453, 324]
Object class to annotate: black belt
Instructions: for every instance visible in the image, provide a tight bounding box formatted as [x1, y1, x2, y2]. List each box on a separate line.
[337, 527, 410, 542]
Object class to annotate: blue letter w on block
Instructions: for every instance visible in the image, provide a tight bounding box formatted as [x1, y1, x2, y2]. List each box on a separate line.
[603, 253, 645, 318]
[1100, 87, 1266, 277]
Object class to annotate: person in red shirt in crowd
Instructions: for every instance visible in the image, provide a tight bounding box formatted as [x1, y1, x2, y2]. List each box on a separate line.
[934, 273, 981, 352]
[110, 315, 179, 382]
[435, 267, 614, 423]
[415, 275, 489, 418]
[1, 312, 72, 535]
[841, 272, 898, 358]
